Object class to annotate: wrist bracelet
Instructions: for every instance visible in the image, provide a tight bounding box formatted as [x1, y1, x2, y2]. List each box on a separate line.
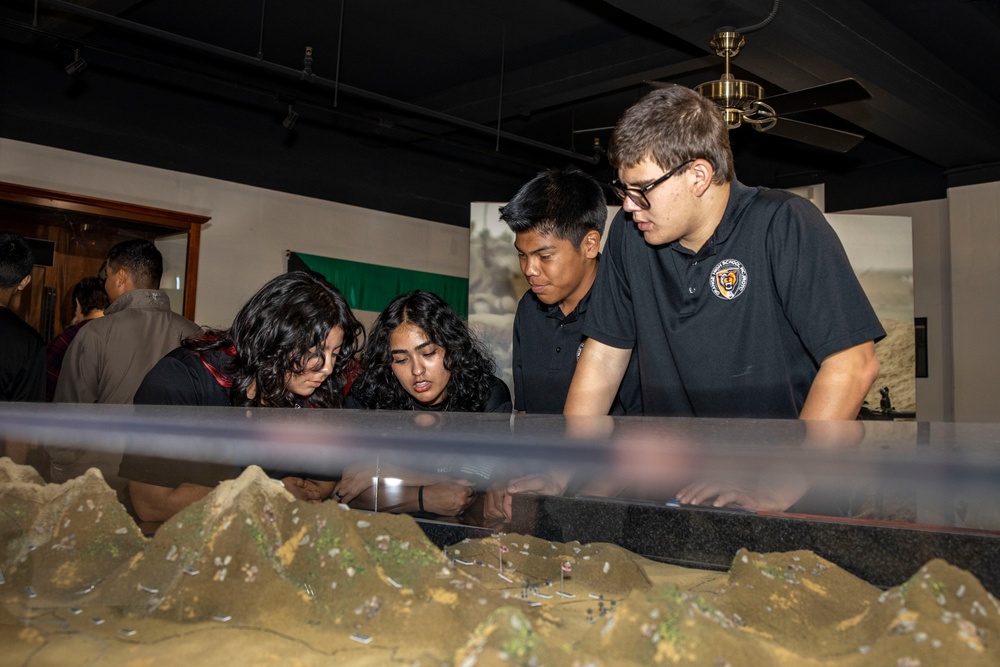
[418, 485, 425, 512]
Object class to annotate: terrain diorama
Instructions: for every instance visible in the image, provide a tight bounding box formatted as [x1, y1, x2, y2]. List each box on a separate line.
[1, 458, 998, 666]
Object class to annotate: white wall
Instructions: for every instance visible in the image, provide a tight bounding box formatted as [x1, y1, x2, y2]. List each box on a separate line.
[948, 182, 1000, 422]
[5, 137, 998, 422]
[841, 199, 953, 421]
[0, 139, 469, 330]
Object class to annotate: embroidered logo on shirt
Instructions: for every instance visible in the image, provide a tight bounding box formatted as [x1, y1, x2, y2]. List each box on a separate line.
[710, 259, 748, 300]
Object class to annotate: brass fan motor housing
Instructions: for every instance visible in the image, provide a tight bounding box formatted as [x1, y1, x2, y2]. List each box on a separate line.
[695, 78, 764, 111]
[696, 31, 764, 129]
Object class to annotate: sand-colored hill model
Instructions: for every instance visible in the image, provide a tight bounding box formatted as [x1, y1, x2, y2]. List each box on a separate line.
[2, 458, 998, 665]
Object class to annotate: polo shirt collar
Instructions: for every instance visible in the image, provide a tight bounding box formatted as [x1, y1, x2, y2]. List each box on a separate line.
[713, 179, 756, 245]
[668, 179, 756, 258]
[535, 288, 591, 320]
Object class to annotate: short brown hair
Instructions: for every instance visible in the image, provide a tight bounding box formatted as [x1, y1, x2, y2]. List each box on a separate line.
[608, 86, 734, 185]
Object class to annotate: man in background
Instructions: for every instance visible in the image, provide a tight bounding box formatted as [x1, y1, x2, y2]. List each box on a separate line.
[52, 239, 200, 494]
[44, 276, 109, 401]
[0, 232, 45, 464]
[0, 232, 44, 404]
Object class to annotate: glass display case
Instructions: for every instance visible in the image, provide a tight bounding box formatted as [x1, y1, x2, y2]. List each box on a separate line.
[3, 403, 999, 664]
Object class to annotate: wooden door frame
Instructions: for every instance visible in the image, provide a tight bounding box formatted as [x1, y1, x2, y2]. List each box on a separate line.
[0, 182, 209, 320]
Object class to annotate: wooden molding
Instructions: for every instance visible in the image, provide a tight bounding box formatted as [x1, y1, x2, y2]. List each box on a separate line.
[0, 181, 209, 321]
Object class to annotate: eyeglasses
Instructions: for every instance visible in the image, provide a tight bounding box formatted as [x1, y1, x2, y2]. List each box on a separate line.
[611, 158, 695, 210]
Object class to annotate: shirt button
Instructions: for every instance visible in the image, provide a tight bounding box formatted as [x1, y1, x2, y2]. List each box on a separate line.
[556, 347, 561, 353]
[689, 287, 696, 294]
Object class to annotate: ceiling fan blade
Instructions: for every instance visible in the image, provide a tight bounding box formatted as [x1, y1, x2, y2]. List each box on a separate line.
[641, 55, 723, 88]
[760, 78, 871, 115]
[572, 126, 615, 134]
[756, 117, 865, 152]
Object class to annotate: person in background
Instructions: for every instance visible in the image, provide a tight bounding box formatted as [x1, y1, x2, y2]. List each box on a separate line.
[0, 232, 44, 405]
[0, 233, 45, 464]
[44, 277, 109, 402]
[51, 239, 201, 495]
[120, 271, 364, 523]
[338, 289, 511, 515]
[498, 167, 641, 416]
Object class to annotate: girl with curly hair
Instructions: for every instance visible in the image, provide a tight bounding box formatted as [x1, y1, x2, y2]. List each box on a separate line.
[337, 290, 511, 515]
[122, 271, 364, 522]
[348, 290, 510, 412]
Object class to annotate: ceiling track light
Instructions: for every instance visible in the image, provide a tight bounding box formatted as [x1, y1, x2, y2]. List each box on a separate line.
[31, 0, 598, 164]
[282, 104, 298, 130]
[65, 48, 87, 76]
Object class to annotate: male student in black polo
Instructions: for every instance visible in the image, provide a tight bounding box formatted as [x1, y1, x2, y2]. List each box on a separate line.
[485, 169, 641, 520]
[498, 167, 641, 416]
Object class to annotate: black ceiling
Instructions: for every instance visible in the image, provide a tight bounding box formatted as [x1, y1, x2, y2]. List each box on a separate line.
[2, 0, 999, 227]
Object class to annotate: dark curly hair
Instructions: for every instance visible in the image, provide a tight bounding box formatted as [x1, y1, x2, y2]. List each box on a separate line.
[185, 271, 363, 408]
[72, 277, 110, 315]
[353, 290, 497, 411]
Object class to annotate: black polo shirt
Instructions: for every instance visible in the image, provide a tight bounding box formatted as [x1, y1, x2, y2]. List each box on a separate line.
[121, 348, 241, 488]
[512, 287, 642, 415]
[584, 180, 885, 418]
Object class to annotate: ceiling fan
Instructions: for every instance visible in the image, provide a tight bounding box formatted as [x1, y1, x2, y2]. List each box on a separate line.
[683, 29, 872, 152]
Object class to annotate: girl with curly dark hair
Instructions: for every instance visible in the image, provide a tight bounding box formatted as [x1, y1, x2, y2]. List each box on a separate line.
[349, 290, 510, 412]
[337, 290, 511, 515]
[182, 271, 363, 409]
[122, 271, 364, 522]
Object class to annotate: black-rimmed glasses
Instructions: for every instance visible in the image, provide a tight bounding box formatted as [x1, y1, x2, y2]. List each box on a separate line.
[611, 158, 695, 210]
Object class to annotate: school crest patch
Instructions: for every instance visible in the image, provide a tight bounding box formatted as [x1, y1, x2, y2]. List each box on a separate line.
[710, 259, 748, 300]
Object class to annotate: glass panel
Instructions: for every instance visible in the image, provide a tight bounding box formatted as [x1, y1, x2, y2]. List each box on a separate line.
[4, 405, 1000, 660]
[155, 233, 189, 316]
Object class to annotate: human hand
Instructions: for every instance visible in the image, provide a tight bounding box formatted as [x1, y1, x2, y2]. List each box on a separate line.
[281, 477, 327, 503]
[493, 472, 571, 521]
[483, 481, 512, 522]
[421, 479, 476, 516]
[675, 478, 805, 513]
[332, 465, 376, 504]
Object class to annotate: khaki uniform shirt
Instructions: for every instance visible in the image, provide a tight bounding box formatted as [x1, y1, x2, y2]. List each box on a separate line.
[50, 289, 200, 493]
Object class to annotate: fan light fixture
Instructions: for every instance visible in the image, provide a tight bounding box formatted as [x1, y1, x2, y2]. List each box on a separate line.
[695, 32, 775, 131]
[685, 28, 871, 152]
